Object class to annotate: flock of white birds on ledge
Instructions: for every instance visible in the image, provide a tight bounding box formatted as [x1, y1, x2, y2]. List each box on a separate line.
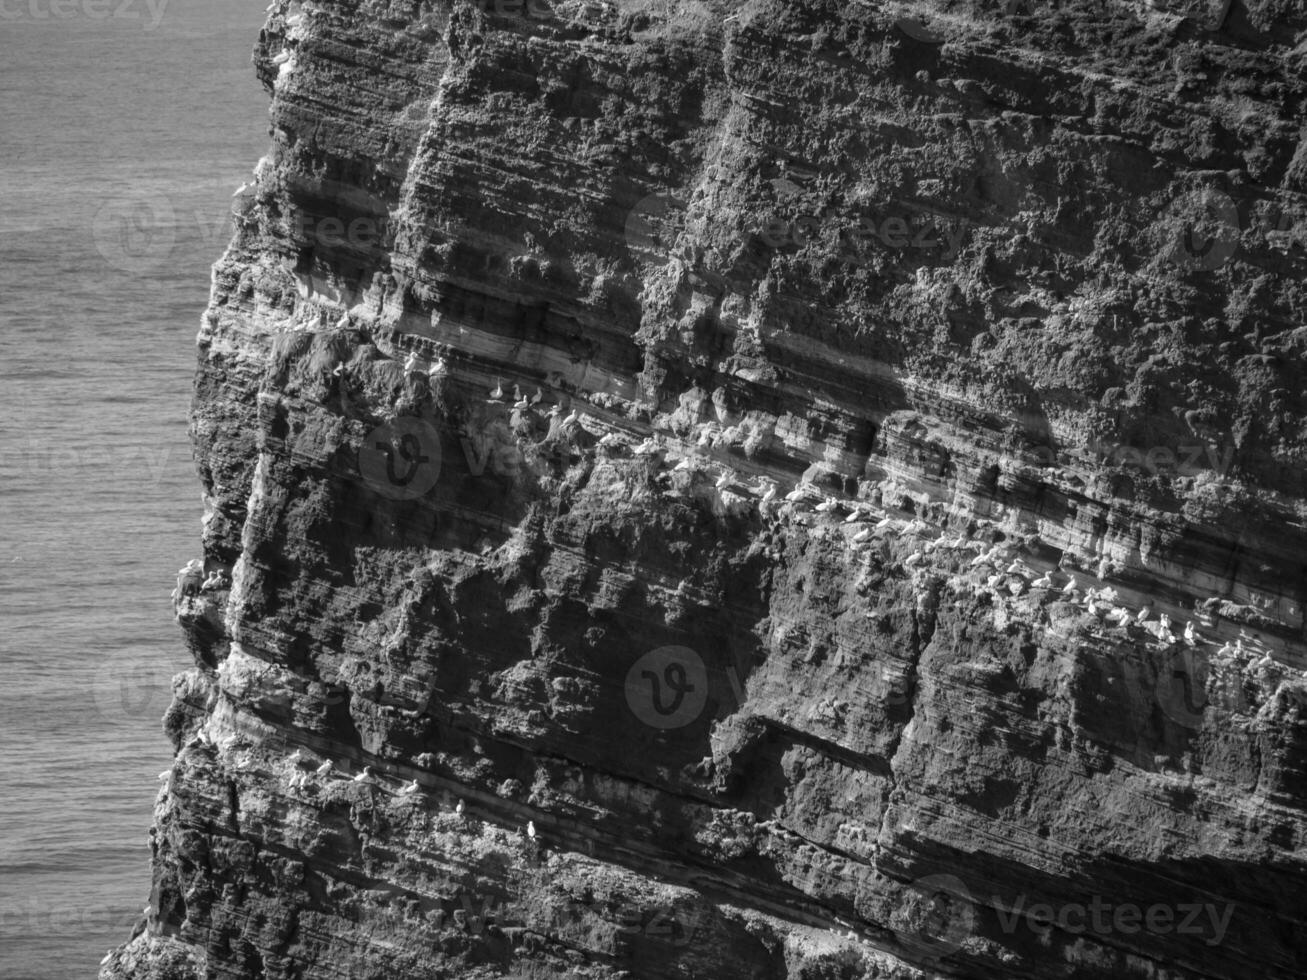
[168, 733, 545, 847]
[202, 306, 1292, 675]
[267, 1, 309, 86]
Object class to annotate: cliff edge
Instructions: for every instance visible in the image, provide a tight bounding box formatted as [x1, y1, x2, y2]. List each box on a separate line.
[105, 1, 1307, 977]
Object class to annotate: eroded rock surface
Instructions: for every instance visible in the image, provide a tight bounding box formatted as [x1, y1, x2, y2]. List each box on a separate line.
[107, 1, 1307, 977]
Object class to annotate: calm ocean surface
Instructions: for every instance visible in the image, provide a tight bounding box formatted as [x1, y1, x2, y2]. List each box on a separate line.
[0, 4, 269, 975]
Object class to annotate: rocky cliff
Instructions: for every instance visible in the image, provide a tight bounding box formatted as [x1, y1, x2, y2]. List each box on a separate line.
[104, 1, 1307, 977]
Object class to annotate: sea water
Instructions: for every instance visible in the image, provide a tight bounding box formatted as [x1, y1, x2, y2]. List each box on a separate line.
[0, 3, 269, 974]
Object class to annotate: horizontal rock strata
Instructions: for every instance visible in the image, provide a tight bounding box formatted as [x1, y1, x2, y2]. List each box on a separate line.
[108, 1, 1307, 978]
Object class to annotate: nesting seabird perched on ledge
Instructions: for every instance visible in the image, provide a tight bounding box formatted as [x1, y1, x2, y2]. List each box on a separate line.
[635, 439, 666, 459]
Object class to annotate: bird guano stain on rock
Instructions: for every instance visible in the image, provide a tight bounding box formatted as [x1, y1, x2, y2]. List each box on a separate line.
[104, 0, 1307, 978]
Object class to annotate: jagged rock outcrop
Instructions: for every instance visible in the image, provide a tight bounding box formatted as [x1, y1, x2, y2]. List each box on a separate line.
[106, 1, 1307, 978]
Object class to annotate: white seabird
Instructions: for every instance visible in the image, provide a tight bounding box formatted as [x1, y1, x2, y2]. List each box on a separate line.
[875, 517, 893, 530]
[232, 182, 252, 197]
[633, 438, 662, 456]
[852, 528, 873, 543]
[526, 820, 536, 839]
[403, 352, 421, 374]
[316, 761, 333, 775]
[272, 49, 292, 65]
[530, 387, 544, 405]
[455, 799, 465, 815]
[815, 497, 839, 513]
[399, 779, 419, 795]
[904, 552, 923, 567]
[428, 358, 447, 377]
[1135, 606, 1151, 624]
[715, 470, 734, 490]
[490, 378, 504, 400]
[353, 765, 374, 783]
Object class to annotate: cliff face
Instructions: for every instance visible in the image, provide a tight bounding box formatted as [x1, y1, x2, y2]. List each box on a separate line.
[104, 1, 1307, 978]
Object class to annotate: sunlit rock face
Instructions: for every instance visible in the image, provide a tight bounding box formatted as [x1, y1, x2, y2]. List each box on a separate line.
[105, 1, 1307, 978]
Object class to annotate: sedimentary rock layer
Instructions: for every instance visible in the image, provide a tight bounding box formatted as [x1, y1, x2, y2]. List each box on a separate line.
[107, 1, 1307, 977]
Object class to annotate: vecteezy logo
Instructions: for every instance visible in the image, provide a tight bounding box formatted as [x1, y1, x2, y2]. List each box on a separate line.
[894, 17, 946, 43]
[1155, 646, 1209, 730]
[893, 873, 974, 960]
[90, 648, 178, 725]
[92, 191, 176, 274]
[1161, 187, 1240, 272]
[357, 418, 442, 500]
[624, 645, 708, 730]
[623, 191, 686, 260]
